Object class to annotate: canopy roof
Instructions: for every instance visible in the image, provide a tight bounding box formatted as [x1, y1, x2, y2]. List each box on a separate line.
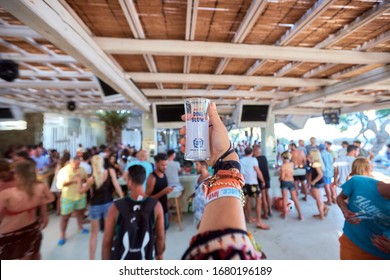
[0, 0, 389, 119]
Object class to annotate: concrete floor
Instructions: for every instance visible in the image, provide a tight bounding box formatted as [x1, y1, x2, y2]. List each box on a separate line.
[41, 189, 345, 260]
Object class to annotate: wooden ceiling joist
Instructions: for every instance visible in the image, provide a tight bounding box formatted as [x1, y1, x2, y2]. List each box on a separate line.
[0, 80, 98, 90]
[276, 1, 390, 77]
[96, 38, 390, 65]
[0, 0, 149, 111]
[274, 64, 390, 111]
[127, 72, 338, 88]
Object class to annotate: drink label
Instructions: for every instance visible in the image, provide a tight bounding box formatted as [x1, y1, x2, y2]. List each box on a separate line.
[185, 120, 210, 160]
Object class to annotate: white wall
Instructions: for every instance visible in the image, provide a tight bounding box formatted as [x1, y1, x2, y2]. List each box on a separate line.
[43, 113, 105, 156]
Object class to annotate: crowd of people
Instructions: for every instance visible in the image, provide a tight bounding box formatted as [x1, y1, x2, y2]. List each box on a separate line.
[1, 105, 390, 260]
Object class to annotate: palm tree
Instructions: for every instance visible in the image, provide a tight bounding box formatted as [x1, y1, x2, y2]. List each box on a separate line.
[96, 110, 131, 146]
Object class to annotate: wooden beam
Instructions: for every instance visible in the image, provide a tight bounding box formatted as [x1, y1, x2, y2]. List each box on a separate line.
[143, 89, 293, 99]
[19, 70, 94, 79]
[277, 0, 337, 45]
[0, 80, 98, 90]
[0, 53, 76, 63]
[119, 0, 163, 90]
[96, 38, 390, 65]
[274, 64, 390, 111]
[0, 0, 149, 111]
[0, 24, 43, 38]
[316, 2, 390, 49]
[127, 72, 338, 88]
[208, 0, 267, 90]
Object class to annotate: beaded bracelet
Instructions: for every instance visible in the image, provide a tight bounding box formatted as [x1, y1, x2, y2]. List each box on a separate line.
[206, 187, 245, 206]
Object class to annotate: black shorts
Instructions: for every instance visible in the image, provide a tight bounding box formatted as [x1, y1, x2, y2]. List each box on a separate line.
[293, 175, 306, 182]
[243, 184, 261, 198]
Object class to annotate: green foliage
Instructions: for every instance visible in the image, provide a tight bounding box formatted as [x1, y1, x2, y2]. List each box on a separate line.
[376, 109, 390, 119]
[96, 110, 131, 128]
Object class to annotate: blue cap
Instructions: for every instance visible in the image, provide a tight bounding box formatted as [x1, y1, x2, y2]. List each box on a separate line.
[318, 144, 325, 150]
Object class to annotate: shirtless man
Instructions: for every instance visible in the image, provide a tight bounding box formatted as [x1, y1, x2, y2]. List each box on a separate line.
[279, 151, 303, 220]
[290, 143, 308, 201]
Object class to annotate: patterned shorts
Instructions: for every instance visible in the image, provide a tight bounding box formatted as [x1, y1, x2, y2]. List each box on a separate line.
[182, 228, 262, 260]
[61, 197, 86, 215]
[243, 184, 261, 198]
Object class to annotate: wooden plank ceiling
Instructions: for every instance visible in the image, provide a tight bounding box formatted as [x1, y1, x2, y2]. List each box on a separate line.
[0, 0, 389, 119]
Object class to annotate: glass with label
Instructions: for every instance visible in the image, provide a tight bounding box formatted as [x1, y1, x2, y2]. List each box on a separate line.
[184, 98, 210, 161]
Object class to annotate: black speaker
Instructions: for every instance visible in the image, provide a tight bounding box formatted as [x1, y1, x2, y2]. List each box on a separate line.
[0, 60, 19, 82]
[67, 101, 76, 111]
[323, 109, 340, 125]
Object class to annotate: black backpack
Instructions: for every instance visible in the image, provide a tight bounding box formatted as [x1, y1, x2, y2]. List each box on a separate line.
[111, 197, 157, 260]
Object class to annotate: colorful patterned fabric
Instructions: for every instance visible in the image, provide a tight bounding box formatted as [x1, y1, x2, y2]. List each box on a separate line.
[182, 228, 262, 260]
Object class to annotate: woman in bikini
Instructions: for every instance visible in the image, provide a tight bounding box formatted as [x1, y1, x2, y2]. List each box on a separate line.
[309, 149, 329, 219]
[0, 160, 54, 259]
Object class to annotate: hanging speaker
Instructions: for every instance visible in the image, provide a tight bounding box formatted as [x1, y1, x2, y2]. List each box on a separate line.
[67, 101, 76, 111]
[323, 108, 340, 125]
[0, 60, 19, 82]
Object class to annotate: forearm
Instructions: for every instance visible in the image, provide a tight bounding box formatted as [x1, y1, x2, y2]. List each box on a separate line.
[336, 195, 348, 212]
[155, 236, 165, 257]
[198, 197, 246, 233]
[102, 243, 111, 260]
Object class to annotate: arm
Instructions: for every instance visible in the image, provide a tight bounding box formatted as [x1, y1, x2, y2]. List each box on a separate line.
[371, 234, 390, 254]
[109, 168, 124, 198]
[300, 152, 307, 167]
[79, 176, 94, 194]
[145, 175, 155, 196]
[154, 202, 165, 260]
[336, 190, 360, 224]
[38, 204, 49, 229]
[102, 204, 118, 260]
[311, 166, 323, 185]
[254, 166, 265, 187]
[279, 165, 284, 181]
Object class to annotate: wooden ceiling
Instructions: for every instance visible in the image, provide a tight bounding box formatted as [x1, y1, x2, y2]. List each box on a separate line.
[0, 0, 389, 118]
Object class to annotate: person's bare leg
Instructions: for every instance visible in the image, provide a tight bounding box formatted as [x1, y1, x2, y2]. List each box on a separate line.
[261, 189, 269, 219]
[265, 189, 272, 216]
[330, 183, 337, 203]
[60, 214, 71, 240]
[324, 183, 332, 205]
[311, 188, 325, 219]
[281, 189, 289, 219]
[89, 220, 99, 260]
[255, 196, 269, 229]
[290, 190, 303, 220]
[76, 209, 85, 231]
[245, 196, 253, 223]
[301, 180, 308, 200]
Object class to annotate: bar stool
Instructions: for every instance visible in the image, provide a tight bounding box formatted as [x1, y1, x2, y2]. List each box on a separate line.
[168, 188, 183, 231]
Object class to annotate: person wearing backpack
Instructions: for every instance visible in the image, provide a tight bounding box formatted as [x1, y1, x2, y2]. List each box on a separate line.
[102, 165, 165, 260]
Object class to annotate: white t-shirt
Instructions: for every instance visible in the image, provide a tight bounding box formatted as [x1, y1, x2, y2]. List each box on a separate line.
[334, 156, 356, 185]
[166, 160, 181, 186]
[240, 156, 259, 185]
[80, 161, 92, 175]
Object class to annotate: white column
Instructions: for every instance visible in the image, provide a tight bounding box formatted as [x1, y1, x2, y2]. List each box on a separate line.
[141, 113, 156, 160]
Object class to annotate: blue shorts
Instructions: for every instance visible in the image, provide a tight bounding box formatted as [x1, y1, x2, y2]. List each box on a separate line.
[89, 202, 113, 220]
[323, 177, 332, 184]
[280, 181, 295, 191]
[312, 182, 325, 189]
